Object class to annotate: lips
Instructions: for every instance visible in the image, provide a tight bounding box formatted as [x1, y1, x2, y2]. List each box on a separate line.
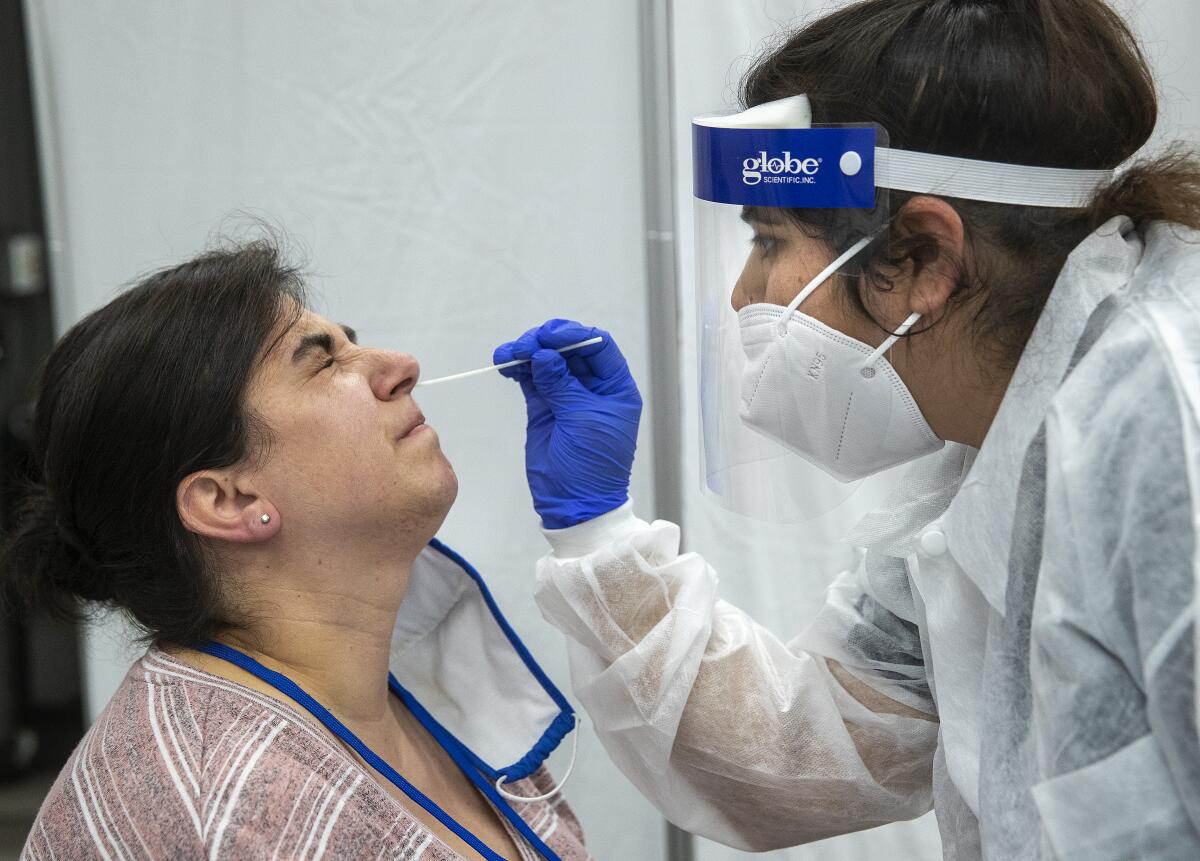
[397, 413, 426, 439]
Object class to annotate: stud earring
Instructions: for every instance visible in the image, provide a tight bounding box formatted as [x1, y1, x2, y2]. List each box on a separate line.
[260, 514, 271, 524]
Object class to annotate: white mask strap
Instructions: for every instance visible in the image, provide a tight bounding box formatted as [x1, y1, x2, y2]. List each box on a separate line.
[780, 234, 876, 329]
[494, 714, 581, 804]
[861, 311, 922, 376]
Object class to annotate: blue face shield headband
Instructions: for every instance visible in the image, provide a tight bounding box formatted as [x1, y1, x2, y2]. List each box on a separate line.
[693, 94, 1116, 210]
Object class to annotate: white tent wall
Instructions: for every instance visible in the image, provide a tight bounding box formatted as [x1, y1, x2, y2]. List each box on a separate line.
[23, 2, 665, 859]
[19, 0, 1200, 858]
[669, 1, 1200, 860]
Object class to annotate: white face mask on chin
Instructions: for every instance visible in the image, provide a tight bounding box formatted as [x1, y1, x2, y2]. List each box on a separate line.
[736, 237, 945, 483]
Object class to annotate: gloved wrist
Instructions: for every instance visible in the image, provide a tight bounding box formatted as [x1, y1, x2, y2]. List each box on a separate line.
[541, 499, 641, 559]
[537, 492, 630, 531]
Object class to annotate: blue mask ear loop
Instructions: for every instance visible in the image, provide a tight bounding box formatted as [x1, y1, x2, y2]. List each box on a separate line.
[494, 714, 581, 804]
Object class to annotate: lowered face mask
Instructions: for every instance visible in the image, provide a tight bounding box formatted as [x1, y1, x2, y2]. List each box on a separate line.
[737, 236, 944, 482]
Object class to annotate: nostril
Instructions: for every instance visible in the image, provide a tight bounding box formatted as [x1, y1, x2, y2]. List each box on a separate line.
[382, 352, 420, 399]
[391, 373, 416, 398]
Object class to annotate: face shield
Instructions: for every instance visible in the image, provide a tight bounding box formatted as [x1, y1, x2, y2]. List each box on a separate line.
[694, 95, 896, 522]
[693, 95, 1119, 523]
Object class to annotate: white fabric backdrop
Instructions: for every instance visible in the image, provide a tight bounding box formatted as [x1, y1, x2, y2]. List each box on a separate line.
[670, 1, 1200, 860]
[23, 2, 665, 859]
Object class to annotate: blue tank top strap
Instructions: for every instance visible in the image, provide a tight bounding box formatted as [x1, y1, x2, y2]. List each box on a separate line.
[192, 640, 562, 861]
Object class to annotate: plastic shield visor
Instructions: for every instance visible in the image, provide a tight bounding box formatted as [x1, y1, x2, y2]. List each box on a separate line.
[694, 98, 891, 522]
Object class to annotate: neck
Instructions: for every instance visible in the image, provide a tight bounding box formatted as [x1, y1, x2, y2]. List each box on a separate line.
[934, 367, 1012, 450]
[214, 539, 422, 727]
[900, 325, 1015, 450]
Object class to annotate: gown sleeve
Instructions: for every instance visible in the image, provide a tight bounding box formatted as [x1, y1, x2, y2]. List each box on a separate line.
[533, 503, 939, 851]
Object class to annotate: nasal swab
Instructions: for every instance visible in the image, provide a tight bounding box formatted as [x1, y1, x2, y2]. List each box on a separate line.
[416, 336, 604, 387]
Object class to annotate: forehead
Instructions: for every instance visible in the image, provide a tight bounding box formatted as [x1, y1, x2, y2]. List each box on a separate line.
[280, 308, 353, 349]
[290, 308, 334, 338]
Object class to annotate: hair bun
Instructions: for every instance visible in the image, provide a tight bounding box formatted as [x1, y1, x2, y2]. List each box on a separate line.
[0, 485, 114, 616]
[54, 515, 101, 573]
[52, 514, 115, 603]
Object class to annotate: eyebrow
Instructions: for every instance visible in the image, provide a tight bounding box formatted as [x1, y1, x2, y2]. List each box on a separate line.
[740, 206, 782, 225]
[291, 323, 358, 365]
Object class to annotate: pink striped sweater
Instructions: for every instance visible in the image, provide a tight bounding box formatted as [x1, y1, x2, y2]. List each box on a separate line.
[21, 648, 591, 860]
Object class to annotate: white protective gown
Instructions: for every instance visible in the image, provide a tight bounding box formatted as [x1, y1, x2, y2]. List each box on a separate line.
[532, 217, 1200, 859]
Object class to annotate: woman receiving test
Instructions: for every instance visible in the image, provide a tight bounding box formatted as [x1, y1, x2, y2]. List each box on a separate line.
[4, 240, 589, 861]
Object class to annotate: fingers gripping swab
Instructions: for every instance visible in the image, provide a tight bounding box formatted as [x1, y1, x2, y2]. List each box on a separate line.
[416, 336, 604, 387]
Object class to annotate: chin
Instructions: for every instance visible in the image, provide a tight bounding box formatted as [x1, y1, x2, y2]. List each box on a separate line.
[385, 452, 458, 540]
[424, 457, 459, 527]
[436, 449, 458, 495]
[438, 463, 460, 510]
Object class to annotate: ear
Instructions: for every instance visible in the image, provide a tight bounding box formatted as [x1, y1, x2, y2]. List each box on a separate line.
[893, 196, 966, 319]
[177, 469, 278, 543]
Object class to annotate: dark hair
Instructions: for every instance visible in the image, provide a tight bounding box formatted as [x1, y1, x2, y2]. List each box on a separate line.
[742, 0, 1200, 366]
[0, 239, 307, 645]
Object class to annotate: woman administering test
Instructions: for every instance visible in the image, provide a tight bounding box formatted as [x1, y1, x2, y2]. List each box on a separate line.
[493, 0, 1200, 857]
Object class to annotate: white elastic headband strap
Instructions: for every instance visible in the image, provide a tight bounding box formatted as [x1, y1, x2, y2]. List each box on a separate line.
[876, 147, 1115, 208]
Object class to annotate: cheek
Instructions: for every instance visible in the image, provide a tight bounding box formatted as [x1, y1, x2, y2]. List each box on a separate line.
[271, 387, 385, 473]
[764, 253, 826, 307]
[799, 277, 892, 347]
[763, 242, 834, 308]
[792, 283, 847, 330]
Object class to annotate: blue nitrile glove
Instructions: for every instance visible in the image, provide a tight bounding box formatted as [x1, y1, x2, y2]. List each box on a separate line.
[493, 319, 642, 529]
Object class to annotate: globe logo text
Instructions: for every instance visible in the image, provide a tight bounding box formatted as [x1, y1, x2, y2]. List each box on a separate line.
[742, 152, 821, 186]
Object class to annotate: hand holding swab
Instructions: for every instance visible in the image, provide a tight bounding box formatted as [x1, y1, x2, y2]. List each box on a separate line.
[416, 336, 604, 387]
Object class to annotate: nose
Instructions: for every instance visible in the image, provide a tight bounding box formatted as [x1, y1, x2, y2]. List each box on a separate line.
[730, 251, 761, 313]
[731, 269, 752, 313]
[730, 278, 746, 313]
[372, 350, 420, 400]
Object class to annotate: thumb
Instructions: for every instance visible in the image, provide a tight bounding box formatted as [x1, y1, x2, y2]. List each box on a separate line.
[529, 349, 590, 406]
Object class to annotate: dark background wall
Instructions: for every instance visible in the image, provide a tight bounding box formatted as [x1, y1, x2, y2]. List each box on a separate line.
[0, 0, 83, 799]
